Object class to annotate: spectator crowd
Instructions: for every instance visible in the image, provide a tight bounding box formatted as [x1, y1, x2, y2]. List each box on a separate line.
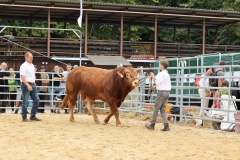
[0, 61, 78, 114]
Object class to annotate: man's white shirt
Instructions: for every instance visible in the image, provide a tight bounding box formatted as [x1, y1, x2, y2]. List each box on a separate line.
[20, 61, 35, 83]
[155, 70, 171, 91]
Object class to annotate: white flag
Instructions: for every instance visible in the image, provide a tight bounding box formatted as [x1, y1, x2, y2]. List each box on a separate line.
[77, 0, 83, 28]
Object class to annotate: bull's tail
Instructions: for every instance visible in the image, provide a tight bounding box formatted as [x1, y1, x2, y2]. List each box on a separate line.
[59, 94, 69, 109]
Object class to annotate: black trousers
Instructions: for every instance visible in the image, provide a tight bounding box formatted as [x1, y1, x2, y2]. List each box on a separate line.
[9, 91, 17, 111]
[0, 88, 7, 113]
[38, 91, 47, 113]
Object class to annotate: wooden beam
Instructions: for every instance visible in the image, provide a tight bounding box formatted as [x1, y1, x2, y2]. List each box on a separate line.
[202, 18, 206, 55]
[84, 11, 88, 56]
[154, 15, 158, 59]
[47, 8, 50, 57]
[120, 13, 123, 57]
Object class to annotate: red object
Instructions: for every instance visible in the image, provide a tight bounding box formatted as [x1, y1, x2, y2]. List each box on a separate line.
[195, 74, 201, 86]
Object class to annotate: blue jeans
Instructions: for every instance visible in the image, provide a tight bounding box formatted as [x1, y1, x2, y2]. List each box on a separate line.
[21, 83, 40, 119]
[48, 87, 65, 109]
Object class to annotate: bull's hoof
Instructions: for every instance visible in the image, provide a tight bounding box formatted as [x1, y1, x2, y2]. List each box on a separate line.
[95, 120, 100, 124]
[116, 122, 122, 127]
[70, 119, 75, 122]
[103, 122, 108, 125]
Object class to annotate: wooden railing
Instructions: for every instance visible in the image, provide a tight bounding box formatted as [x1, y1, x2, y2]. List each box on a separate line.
[1, 37, 240, 58]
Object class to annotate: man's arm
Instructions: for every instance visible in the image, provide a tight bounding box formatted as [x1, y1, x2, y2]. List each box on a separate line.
[150, 72, 157, 84]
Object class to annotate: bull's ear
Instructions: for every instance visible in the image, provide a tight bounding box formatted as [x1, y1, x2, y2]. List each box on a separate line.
[136, 69, 142, 74]
[117, 71, 124, 78]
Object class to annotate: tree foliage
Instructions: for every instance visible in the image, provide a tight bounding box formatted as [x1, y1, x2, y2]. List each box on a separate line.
[1, 0, 240, 45]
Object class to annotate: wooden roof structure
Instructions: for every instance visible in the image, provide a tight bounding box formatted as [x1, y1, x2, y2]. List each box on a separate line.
[0, 0, 240, 28]
[0, 0, 240, 59]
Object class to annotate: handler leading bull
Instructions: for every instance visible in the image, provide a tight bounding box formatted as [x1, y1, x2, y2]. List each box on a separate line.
[59, 66, 141, 126]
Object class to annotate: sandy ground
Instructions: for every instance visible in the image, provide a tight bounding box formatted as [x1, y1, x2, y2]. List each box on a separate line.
[0, 113, 240, 160]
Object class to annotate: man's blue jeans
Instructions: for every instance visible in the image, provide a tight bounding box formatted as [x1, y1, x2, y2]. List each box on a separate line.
[21, 83, 40, 119]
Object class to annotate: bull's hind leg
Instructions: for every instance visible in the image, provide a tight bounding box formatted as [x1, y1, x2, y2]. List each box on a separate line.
[86, 97, 100, 124]
[68, 96, 77, 122]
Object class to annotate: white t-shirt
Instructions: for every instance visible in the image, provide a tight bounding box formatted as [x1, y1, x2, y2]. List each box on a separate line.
[62, 71, 70, 79]
[20, 61, 35, 83]
[155, 70, 171, 91]
[199, 73, 209, 88]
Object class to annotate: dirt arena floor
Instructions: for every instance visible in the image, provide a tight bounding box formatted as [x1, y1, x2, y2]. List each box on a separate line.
[0, 112, 240, 160]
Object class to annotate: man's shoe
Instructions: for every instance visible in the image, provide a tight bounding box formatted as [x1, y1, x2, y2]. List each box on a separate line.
[14, 109, 19, 114]
[22, 118, 31, 122]
[161, 123, 170, 131]
[145, 123, 155, 130]
[30, 116, 41, 121]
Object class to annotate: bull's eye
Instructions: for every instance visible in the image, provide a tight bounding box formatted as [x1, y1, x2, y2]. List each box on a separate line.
[126, 73, 130, 77]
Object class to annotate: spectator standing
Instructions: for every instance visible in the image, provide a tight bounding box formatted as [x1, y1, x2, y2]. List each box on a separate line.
[198, 68, 212, 117]
[55, 64, 72, 101]
[7, 32, 14, 55]
[7, 68, 17, 112]
[14, 72, 21, 114]
[49, 65, 65, 113]
[145, 60, 171, 131]
[0, 62, 9, 113]
[38, 65, 49, 113]
[219, 80, 229, 99]
[73, 65, 78, 69]
[20, 52, 41, 122]
[211, 61, 226, 108]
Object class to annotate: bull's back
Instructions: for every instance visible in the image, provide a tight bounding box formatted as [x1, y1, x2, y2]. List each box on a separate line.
[66, 66, 111, 100]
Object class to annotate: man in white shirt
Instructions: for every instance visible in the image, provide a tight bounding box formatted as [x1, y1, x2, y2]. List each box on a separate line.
[145, 60, 171, 131]
[20, 52, 41, 122]
[198, 68, 212, 117]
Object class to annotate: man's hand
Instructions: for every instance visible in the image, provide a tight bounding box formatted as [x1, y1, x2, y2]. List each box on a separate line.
[27, 85, 33, 91]
[150, 72, 154, 78]
[3, 76, 8, 80]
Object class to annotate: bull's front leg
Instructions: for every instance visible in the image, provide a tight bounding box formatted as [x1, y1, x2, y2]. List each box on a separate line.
[103, 104, 121, 126]
[111, 105, 121, 126]
[114, 109, 121, 126]
[103, 110, 113, 125]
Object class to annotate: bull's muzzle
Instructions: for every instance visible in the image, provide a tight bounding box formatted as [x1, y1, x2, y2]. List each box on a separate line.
[132, 79, 139, 87]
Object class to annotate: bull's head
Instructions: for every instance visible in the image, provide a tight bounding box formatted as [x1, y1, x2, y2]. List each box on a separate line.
[117, 66, 141, 87]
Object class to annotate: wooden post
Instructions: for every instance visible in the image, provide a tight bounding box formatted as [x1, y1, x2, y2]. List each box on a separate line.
[187, 27, 190, 44]
[120, 13, 124, 57]
[173, 26, 176, 43]
[215, 27, 218, 45]
[63, 20, 67, 38]
[154, 15, 158, 59]
[47, 8, 51, 57]
[202, 18, 206, 55]
[84, 11, 88, 56]
[29, 19, 32, 37]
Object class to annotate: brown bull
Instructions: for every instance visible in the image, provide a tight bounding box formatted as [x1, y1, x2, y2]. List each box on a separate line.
[59, 66, 140, 126]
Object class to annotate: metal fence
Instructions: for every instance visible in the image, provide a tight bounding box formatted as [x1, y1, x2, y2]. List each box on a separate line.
[0, 62, 240, 127]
